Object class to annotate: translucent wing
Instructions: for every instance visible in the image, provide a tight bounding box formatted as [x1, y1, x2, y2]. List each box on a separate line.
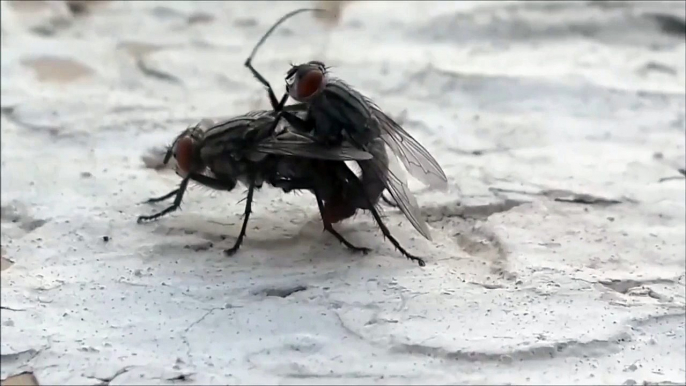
[326, 77, 448, 190]
[366, 101, 449, 191]
[255, 137, 372, 161]
[367, 149, 433, 241]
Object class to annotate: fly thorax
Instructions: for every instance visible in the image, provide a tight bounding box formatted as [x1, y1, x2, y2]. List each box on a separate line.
[308, 104, 345, 145]
[208, 156, 237, 178]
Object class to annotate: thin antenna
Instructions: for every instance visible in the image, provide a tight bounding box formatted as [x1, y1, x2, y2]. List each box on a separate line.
[246, 8, 328, 63]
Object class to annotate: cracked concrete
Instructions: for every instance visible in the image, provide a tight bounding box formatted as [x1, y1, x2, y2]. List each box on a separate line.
[1, 1, 685, 385]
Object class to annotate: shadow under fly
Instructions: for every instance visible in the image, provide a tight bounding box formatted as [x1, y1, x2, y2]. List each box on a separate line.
[137, 104, 427, 266]
[242, 8, 450, 246]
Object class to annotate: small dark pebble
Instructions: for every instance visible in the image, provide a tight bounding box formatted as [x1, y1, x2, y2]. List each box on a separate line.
[103, 236, 110, 242]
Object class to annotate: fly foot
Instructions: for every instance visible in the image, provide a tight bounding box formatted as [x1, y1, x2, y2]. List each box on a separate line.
[347, 245, 372, 255]
[405, 254, 426, 267]
[224, 247, 240, 257]
[137, 214, 159, 224]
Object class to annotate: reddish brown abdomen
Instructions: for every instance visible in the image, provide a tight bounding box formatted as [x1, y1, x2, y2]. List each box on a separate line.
[322, 198, 357, 224]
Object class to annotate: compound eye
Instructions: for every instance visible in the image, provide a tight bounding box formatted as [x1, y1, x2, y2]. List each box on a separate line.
[175, 136, 194, 174]
[296, 69, 323, 99]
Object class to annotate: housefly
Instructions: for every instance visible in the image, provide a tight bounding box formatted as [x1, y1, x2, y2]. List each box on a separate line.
[137, 105, 427, 266]
[242, 8, 448, 243]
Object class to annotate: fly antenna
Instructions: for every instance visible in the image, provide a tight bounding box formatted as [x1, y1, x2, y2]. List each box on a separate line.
[246, 8, 328, 64]
[163, 143, 175, 165]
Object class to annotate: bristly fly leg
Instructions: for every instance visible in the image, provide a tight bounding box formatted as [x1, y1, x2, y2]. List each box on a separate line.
[243, 8, 326, 138]
[281, 111, 314, 132]
[244, 59, 282, 111]
[189, 173, 238, 192]
[244, 55, 290, 140]
[381, 192, 399, 208]
[138, 174, 237, 223]
[260, 94, 291, 139]
[137, 176, 191, 223]
[243, 7, 324, 111]
[270, 177, 369, 253]
[143, 188, 179, 204]
[313, 187, 371, 254]
[224, 179, 256, 257]
[340, 166, 426, 267]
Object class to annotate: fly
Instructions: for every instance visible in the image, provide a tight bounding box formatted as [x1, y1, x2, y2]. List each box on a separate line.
[243, 8, 448, 243]
[137, 107, 427, 266]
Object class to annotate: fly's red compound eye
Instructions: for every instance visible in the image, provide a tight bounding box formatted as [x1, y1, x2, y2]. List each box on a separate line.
[296, 69, 323, 99]
[175, 137, 194, 174]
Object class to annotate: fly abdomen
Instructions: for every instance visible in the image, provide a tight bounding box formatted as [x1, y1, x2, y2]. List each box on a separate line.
[352, 137, 388, 210]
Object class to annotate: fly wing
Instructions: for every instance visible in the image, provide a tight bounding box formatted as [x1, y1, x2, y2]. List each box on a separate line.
[255, 132, 372, 161]
[367, 150, 433, 241]
[327, 78, 448, 190]
[372, 105, 449, 191]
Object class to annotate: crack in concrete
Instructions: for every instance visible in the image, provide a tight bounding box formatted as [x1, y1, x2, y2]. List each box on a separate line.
[390, 330, 633, 363]
[258, 285, 308, 298]
[85, 366, 132, 386]
[0, 306, 28, 312]
[136, 58, 182, 85]
[490, 187, 632, 206]
[184, 307, 222, 333]
[179, 306, 225, 369]
[0, 349, 41, 366]
[599, 278, 683, 294]
[424, 199, 526, 223]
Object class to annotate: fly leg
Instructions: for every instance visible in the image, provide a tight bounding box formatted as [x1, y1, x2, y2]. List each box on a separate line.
[366, 202, 426, 266]
[138, 173, 236, 222]
[143, 188, 179, 204]
[137, 176, 190, 223]
[313, 187, 371, 254]
[244, 60, 281, 110]
[224, 180, 256, 257]
[244, 47, 290, 139]
[189, 173, 237, 192]
[258, 94, 291, 139]
[243, 7, 323, 109]
[381, 192, 398, 208]
[341, 167, 426, 267]
[281, 111, 315, 133]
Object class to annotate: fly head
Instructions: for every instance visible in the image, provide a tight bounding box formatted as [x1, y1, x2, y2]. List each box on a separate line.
[168, 123, 207, 177]
[285, 61, 329, 102]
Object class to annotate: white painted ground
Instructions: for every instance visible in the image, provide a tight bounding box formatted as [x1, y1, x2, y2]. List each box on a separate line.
[1, 1, 685, 385]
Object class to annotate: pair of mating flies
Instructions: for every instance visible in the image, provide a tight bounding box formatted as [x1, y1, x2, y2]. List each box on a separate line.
[137, 8, 449, 267]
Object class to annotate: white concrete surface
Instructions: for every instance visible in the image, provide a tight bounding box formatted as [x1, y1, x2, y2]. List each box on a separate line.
[1, 1, 684, 384]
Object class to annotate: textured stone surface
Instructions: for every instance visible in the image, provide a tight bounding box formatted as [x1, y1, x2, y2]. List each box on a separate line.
[1, 1, 684, 385]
